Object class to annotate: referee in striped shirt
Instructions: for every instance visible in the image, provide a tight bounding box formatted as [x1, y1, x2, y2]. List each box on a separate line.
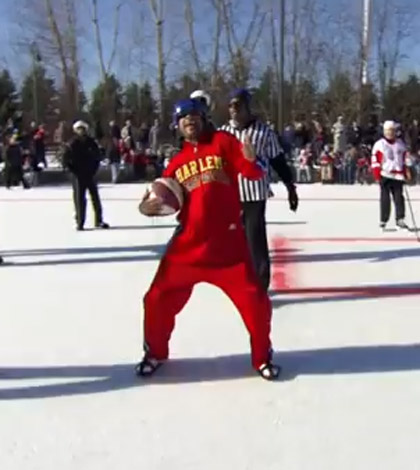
[221, 89, 299, 291]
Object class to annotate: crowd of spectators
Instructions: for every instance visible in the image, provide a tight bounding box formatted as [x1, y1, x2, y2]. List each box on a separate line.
[279, 116, 420, 186]
[3, 111, 420, 188]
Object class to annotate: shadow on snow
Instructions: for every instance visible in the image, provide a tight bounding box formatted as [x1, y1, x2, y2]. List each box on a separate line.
[1, 344, 420, 400]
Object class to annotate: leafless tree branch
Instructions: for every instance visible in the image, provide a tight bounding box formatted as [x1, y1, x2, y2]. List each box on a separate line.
[107, 2, 123, 74]
[45, 0, 69, 80]
[184, 0, 202, 79]
[249, 11, 266, 54]
[148, 0, 166, 122]
[242, 2, 260, 50]
[91, 0, 107, 80]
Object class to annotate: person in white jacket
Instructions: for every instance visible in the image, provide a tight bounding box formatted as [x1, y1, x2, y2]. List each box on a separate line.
[371, 120, 409, 231]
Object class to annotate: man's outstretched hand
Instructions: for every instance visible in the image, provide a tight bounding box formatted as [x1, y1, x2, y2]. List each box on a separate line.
[288, 184, 299, 212]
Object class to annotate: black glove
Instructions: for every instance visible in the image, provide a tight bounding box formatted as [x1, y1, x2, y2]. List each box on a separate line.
[287, 184, 299, 212]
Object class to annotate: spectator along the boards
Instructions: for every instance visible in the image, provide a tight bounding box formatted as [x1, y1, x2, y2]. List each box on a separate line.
[108, 120, 122, 184]
[137, 98, 281, 381]
[4, 134, 30, 189]
[371, 120, 409, 231]
[33, 123, 47, 168]
[63, 120, 110, 231]
[220, 88, 298, 291]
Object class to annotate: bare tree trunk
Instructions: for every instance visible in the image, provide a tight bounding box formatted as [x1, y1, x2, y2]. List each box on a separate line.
[270, 0, 279, 126]
[358, 0, 371, 122]
[65, 0, 80, 114]
[375, 0, 412, 117]
[211, 0, 222, 90]
[218, 0, 265, 86]
[107, 3, 122, 74]
[149, 0, 166, 123]
[91, 0, 122, 80]
[91, 0, 122, 122]
[45, 0, 75, 120]
[45, 0, 69, 83]
[91, 0, 107, 82]
[290, 0, 299, 121]
[184, 0, 202, 82]
[376, 2, 390, 115]
[219, 0, 237, 69]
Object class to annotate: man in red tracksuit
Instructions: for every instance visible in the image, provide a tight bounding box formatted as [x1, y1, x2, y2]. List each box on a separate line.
[136, 98, 280, 380]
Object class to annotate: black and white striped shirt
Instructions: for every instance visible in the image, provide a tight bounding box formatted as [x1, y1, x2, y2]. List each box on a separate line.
[220, 119, 282, 201]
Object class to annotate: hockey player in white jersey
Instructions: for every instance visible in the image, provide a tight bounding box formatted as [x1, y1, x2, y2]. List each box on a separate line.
[371, 120, 409, 231]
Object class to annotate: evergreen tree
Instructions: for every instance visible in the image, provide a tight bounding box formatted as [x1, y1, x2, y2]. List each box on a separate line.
[21, 65, 57, 125]
[90, 75, 123, 127]
[123, 81, 156, 125]
[0, 69, 18, 126]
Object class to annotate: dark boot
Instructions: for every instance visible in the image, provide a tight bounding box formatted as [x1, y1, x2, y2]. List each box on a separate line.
[95, 222, 110, 229]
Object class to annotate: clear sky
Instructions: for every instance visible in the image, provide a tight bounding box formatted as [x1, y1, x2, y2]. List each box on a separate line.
[0, 0, 419, 93]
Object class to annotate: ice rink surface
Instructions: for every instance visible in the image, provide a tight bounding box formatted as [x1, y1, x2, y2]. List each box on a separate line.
[1, 182, 420, 470]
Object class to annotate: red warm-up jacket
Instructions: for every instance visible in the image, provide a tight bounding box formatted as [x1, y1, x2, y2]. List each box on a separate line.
[162, 130, 263, 267]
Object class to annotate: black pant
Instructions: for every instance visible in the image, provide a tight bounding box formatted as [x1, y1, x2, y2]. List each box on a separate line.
[241, 200, 270, 291]
[5, 165, 29, 189]
[380, 177, 405, 223]
[72, 176, 103, 228]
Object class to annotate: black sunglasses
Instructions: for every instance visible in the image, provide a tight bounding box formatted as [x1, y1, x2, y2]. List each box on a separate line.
[179, 110, 201, 119]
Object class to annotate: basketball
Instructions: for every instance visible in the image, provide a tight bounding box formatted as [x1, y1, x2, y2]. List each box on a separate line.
[147, 177, 184, 216]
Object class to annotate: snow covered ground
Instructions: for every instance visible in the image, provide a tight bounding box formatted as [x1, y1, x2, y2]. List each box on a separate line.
[1, 182, 420, 470]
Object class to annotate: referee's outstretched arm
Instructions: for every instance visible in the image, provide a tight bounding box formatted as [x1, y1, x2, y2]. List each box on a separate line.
[269, 151, 294, 187]
[269, 149, 299, 212]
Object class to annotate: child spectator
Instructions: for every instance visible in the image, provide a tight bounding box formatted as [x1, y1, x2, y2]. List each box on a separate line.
[320, 145, 334, 184]
[296, 144, 312, 183]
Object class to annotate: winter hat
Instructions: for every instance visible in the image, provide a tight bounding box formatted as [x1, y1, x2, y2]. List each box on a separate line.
[228, 88, 252, 105]
[73, 120, 89, 132]
[383, 120, 396, 130]
[190, 90, 212, 110]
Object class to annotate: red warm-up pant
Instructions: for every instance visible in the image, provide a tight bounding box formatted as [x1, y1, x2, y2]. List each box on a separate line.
[143, 257, 273, 370]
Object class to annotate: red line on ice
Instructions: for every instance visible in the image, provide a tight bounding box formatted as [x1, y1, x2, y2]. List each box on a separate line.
[270, 235, 420, 297]
[270, 236, 296, 290]
[287, 237, 417, 243]
[272, 285, 420, 296]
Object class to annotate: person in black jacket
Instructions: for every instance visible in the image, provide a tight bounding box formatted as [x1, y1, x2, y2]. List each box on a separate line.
[63, 121, 110, 231]
[4, 135, 30, 189]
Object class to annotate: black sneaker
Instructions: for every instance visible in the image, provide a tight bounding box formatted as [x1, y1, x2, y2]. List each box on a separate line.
[95, 222, 110, 229]
[76, 225, 84, 231]
[135, 357, 163, 378]
[258, 362, 281, 381]
[380, 222, 386, 231]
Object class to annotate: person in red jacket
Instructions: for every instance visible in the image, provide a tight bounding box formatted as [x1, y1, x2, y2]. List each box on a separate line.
[136, 99, 280, 381]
